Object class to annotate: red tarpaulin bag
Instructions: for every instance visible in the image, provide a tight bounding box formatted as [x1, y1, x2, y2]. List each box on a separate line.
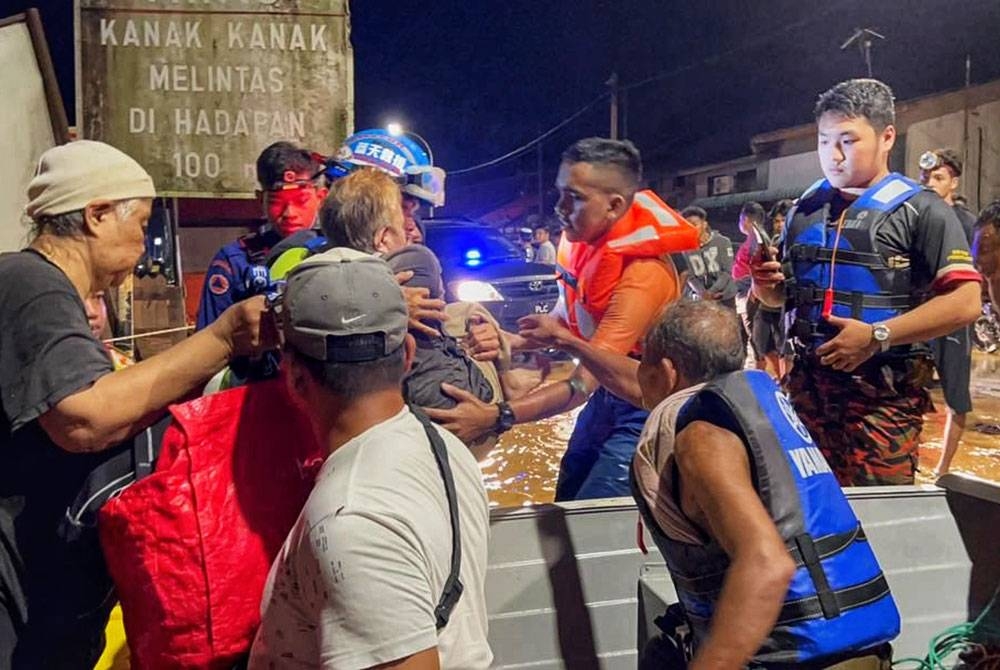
[99, 378, 324, 669]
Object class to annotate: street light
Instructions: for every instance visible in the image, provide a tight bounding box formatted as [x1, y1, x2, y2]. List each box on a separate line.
[384, 122, 433, 165]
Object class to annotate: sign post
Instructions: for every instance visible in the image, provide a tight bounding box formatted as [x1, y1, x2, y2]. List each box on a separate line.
[76, 0, 354, 198]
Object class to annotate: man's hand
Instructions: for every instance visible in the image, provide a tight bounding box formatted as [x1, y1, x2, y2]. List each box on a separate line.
[396, 271, 448, 339]
[212, 295, 279, 359]
[749, 246, 784, 287]
[749, 246, 785, 308]
[423, 384, 499, 444]
[463, 316, 502, 362]
[517, 314, 575, 349]
[815, 315, 879, 372]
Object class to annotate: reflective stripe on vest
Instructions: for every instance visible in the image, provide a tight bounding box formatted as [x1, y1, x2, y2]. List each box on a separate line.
[785, 173, 921, 350]
[556, 190, 698, 342]
[635, 370, 900, 666]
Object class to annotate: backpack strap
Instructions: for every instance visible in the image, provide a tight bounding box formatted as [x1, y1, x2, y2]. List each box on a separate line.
[410, 406, 464, 629]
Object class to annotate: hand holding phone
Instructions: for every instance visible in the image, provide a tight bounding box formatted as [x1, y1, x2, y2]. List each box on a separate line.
[749, 220, 774, 262]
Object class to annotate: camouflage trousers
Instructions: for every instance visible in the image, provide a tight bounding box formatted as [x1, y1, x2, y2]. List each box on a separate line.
[784, 356, 934, 486]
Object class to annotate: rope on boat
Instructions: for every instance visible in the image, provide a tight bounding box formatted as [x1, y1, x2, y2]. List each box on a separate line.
[893, 582, 1000, 669]
[103, 325, 194, 344]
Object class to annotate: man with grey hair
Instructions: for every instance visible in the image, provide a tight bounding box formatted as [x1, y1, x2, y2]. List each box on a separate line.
[501, 300, 900, 667]
[0, 140, 272, 668]
[630, 300, 899, 669]
[313, 169, 501, 452]
[250, 249, 491, 669]
[320, 167, 408, 256]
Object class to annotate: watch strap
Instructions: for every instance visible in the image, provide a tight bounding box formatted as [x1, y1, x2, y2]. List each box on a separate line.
[494, 401, 516, 434]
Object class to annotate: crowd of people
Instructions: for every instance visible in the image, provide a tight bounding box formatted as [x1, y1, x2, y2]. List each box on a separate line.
[1, 76, 998, 670]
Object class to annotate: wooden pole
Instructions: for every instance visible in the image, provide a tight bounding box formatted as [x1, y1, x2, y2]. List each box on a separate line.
[24, 9, 70, 144]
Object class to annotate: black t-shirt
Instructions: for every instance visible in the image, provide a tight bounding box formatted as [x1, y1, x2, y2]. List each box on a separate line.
[800, 189, 977, 297]
[953, 204, 977, 246]
[0, 250, 125, 622]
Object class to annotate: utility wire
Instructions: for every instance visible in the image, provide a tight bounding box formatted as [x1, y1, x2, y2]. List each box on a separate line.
[449, 92, 609, 175]
[449, 0, 853, 177]
[622, 0, 854, 92]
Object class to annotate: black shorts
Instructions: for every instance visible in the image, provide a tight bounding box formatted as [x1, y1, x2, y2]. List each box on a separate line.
[751, 306, 783, 358]
[929, 325, 973, 414]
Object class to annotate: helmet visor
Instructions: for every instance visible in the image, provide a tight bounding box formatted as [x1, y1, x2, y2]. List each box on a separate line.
[402, 165, 446, 207]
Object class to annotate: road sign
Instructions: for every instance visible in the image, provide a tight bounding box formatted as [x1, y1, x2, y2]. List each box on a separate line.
[76, 0, 354, 197]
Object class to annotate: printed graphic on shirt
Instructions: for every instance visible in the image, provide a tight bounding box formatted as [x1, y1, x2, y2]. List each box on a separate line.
[209, 273, 230, 296]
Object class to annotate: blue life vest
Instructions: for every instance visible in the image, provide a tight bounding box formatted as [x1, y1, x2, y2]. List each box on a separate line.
[784, 172, 923, 351]
[635, 370, 900, 666]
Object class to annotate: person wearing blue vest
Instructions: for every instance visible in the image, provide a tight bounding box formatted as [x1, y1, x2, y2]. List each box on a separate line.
[631, 300, 899, 669]
[473, 299, 900, 667]
[751, 79, 981, 486]
[195, 142, 328, 330]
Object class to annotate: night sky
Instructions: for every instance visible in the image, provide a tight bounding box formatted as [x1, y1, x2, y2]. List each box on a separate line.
[11, 0, 1000, 214]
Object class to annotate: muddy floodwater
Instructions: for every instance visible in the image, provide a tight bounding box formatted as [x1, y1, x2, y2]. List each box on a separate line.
[482, 353, 1000, 509]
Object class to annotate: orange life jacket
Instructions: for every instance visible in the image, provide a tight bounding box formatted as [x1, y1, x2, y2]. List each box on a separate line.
[556, 190, 698, 342]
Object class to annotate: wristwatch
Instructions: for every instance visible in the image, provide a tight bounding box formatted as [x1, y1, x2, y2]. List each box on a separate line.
[871, 322, 891, 353]
[494, 401, 516, 434]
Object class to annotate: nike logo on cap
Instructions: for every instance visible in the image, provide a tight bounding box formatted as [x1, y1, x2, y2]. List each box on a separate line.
[341, 314, 366, 324]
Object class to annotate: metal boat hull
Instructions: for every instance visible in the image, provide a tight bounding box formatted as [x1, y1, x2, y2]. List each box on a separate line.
[485, 474, 1000, 669]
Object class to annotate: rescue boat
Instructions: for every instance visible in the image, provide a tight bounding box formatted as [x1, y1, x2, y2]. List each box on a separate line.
[96, 474, 999, 668]
[484, 474, 1000, 668]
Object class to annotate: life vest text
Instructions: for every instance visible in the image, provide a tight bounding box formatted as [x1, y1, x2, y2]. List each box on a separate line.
[788, 446, 833, 478]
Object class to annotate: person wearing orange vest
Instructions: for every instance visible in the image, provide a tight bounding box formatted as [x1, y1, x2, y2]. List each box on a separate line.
[427, 138, 698, 500]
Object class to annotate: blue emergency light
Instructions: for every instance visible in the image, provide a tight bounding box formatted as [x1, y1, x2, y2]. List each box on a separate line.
[464, 248, 483, 267]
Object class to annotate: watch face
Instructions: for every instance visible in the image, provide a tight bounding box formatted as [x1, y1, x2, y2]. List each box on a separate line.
[873, 325, 890, 341]
[497, 403, 516, 431]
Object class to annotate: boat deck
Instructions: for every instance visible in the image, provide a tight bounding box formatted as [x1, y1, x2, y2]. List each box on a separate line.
[485, 475, 1000, 669]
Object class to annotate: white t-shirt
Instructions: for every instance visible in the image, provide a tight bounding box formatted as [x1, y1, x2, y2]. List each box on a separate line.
[633, 384, 706, 546]
[535, 240, 557, 265]
[248, 407, 492, 670]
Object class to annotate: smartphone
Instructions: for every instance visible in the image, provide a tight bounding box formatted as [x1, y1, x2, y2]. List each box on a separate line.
[749, 221, 774, 262]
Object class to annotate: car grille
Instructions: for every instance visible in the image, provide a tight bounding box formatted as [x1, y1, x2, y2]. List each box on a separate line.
[494, 276, 560, 300]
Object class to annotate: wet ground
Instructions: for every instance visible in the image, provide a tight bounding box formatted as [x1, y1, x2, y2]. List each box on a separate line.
[918, 352, 1000, 484]
[482, 352, 1000, 508]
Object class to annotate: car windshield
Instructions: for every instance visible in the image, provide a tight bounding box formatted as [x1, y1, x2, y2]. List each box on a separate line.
[424, 225, 523, 267]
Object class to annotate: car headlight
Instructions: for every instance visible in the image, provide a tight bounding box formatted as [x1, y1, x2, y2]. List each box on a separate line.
[454, 280, 504, 302]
